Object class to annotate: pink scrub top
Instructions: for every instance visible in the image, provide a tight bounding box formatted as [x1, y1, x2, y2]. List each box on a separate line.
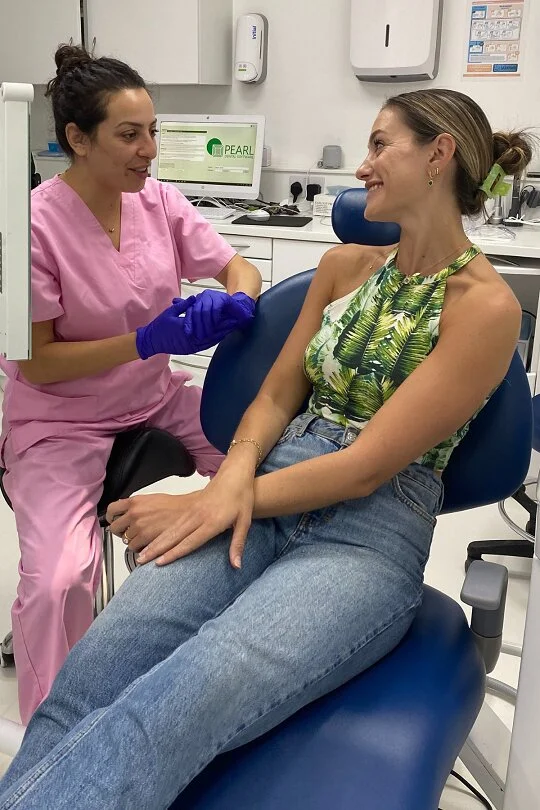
[0, 176, 236, 455]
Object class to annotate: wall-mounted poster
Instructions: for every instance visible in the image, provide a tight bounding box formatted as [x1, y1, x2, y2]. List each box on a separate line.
[464, 0, 525, 77]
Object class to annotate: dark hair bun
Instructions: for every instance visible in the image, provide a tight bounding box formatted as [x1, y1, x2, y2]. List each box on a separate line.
[54, 44, 92, 77]
[44, 44, 146, 158]
[493, 131, 535, 177]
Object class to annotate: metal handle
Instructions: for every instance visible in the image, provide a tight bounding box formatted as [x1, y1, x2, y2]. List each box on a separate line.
[486, 254, 519, 267]
[91, 37, 97, 56]
[228, 243, 252, 252]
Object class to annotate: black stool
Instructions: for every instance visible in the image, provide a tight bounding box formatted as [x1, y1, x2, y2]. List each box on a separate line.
[0, 426, 195, 667]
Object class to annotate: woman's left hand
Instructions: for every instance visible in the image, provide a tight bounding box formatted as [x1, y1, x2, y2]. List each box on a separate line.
[106, 467, 255, 568]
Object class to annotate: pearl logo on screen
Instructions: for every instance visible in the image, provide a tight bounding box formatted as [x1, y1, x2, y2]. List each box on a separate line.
[207, 138, 223, 157]
[206, 137, 255, 158]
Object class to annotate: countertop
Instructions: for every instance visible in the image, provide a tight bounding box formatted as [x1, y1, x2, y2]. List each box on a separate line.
[216, 217, 540, 260]
[31, 160, 540, 260]
[216, 217, 341, 244]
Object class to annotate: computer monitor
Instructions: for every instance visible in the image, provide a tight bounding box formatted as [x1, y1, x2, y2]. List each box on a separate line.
[152, 113, 265, 201]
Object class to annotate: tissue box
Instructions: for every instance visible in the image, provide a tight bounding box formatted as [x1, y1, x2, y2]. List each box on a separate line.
[313, 193, 336, 218]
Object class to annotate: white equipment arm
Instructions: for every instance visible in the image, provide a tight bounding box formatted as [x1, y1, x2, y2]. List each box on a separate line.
[0, 82, 33, 360]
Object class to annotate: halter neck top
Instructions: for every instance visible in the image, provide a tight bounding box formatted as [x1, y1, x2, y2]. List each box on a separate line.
[303, 245, 482, 471]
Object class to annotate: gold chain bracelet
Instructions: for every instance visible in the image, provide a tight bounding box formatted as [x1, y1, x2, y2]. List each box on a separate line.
[228, 438, 263, 467]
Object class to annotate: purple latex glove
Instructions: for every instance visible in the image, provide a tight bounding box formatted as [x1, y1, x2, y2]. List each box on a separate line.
[229, 291, 257, 320]
[178, 289, 256, 349]
[135, 296, 198, 360]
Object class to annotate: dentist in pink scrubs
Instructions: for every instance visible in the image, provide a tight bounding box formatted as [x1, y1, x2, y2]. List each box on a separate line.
[0, 44, 261, 725]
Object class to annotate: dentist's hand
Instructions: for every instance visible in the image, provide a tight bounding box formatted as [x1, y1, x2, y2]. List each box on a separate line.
[135, 291, 256, 360]
[135, 296, 199, 359]
[179, 289, 256, 347]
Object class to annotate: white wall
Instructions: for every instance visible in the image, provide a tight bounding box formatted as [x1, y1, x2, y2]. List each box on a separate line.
[161, 0, 540, 170]
[31, 0, 540, 194]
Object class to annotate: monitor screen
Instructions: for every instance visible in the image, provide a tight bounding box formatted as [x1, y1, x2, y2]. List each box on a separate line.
[153, 114, 265, 201]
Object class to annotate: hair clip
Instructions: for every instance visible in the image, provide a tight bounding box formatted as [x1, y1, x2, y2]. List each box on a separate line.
[480, 163, 512, 198]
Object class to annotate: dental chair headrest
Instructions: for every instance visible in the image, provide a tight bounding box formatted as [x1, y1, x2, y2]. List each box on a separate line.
[331, 187, 400, 246]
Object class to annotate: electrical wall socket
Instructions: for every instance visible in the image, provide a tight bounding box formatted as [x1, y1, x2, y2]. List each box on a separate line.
[288, 174, 326, 203]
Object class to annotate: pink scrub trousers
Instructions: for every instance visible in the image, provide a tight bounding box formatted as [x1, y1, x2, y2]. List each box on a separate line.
[0, 175, 236, 725]
[1, 375, 223, 725]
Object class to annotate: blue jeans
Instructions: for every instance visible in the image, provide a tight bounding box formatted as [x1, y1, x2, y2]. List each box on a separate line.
[0, 413, 443, 810]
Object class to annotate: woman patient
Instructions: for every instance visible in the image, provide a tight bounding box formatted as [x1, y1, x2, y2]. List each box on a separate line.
[0, 88, 533, 809]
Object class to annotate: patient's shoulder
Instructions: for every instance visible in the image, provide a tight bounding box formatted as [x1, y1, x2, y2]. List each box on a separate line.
[317, 243, 395, 298]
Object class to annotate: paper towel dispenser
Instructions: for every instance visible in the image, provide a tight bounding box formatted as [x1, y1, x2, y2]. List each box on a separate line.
[350, 0, 444, 82]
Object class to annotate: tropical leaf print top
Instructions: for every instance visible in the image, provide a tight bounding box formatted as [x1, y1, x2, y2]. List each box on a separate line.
[304, 245, 483, 472]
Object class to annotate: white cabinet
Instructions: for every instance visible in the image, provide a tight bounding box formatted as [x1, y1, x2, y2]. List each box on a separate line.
[0, 0, 82, 84]
[0, 0, 232, 86]
[86, 0, 232, 85]
[486, 255, 540, 395]
[272, 239, 338, 286]
[33, 155, 70, 182]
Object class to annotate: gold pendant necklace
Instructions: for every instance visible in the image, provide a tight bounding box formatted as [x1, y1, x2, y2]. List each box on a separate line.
[397, 241, 471, 280]
[105, 202, 121, 234]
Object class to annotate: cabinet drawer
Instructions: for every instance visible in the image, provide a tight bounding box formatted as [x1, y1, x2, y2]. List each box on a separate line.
[183, 259, 271, 287]
[203, 258, 271, 282]
[250, 258, 272, 282]
[171, 353, 211, 370]
[179, 352, 212, 369]
[222, 235, 272, 260]
[183, 277, 222, 291]
[272, 239, 339, 286]
[182, 280, 271, 296]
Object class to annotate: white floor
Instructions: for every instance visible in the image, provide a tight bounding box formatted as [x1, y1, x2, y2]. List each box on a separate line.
[0, 370, 533, 809]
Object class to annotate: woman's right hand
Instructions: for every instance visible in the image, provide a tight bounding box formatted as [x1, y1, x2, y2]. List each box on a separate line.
[131, 462, 256, 568]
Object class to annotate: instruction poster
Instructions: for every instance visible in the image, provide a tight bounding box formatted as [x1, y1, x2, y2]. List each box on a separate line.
[464, 0, 525, 77]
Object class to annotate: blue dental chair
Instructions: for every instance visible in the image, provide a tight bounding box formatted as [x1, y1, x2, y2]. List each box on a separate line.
[3, 188, 525, 801]
[171, 189, 532, 809]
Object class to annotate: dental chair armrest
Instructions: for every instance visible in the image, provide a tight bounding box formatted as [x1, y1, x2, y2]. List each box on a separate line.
[460, 560, 508, 674]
